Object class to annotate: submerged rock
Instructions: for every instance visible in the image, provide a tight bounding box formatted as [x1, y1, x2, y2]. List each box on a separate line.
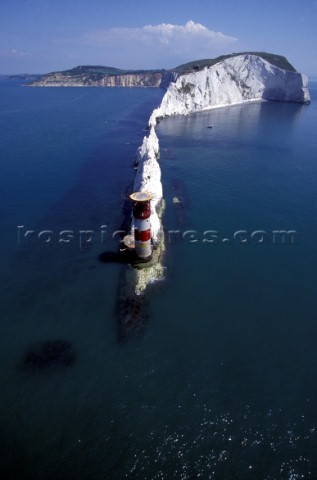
[22, 340, 75, 371]
[118, 294, 145, 338]
[117, 268, 149, 339]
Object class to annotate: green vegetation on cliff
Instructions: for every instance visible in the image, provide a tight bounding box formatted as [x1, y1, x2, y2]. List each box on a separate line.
[46, 65, 166, 78]
[173, 52, 296, 75]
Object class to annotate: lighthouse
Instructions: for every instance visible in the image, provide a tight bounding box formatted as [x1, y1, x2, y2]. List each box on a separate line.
[129, 191, 153, 260]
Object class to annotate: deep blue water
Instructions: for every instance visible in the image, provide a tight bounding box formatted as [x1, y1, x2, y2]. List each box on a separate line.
[1, 78, 317, 479]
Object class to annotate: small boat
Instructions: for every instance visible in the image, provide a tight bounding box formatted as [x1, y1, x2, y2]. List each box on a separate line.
[207, 125, 213, 129]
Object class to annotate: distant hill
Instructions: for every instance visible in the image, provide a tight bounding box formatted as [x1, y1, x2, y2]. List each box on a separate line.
[53, 65, 166, 77]
[27, 52, 297, 87]
[27, 65, 168, 87]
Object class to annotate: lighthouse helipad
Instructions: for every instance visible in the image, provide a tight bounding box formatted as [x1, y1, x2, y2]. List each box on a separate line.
[129, 192, 152, 202]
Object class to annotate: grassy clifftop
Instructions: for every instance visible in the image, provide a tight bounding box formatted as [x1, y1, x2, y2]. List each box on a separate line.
[173, 52, 296, 75]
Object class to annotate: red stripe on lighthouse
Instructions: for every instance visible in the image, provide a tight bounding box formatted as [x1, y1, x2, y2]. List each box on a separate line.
[139, 229, 151, 242]
[134, 228, 151, 242]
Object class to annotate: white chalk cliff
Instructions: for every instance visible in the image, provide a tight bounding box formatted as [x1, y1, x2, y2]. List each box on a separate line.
[132, 126, 165, 295]
[133, 126, 162, 242]
[132, 53, 310, 294]
[149, 54, 310, 126]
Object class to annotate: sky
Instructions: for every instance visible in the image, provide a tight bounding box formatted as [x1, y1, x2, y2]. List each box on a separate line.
[0, 0, 317, 77]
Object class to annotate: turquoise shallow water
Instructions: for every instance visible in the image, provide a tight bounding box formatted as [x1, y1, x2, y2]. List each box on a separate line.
[1, 78, 317, 479]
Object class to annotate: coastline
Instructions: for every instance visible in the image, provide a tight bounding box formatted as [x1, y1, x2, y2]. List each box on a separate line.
[125, 53, 311, 297]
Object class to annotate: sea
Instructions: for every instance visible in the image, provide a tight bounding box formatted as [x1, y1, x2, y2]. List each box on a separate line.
[0, 77, 317, 480]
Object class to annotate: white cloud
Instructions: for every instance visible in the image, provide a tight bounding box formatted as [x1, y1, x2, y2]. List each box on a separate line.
[0, 48, 31, 58]
[142, 20, 236, 44]
[82, 21, 238, 68]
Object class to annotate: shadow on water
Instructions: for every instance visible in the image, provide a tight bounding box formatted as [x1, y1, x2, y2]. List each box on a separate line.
[157, 99, 307, 152]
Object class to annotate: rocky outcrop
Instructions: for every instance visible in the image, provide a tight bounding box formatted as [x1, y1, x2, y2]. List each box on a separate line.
[133, 126, 162, 242]
[132, 127, 165, 295]
[149, 54, 310, 125]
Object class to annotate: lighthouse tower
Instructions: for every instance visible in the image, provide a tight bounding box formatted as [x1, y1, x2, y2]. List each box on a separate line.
[129, 191, 152, 260]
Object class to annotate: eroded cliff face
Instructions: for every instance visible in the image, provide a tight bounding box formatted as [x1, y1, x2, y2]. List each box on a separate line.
[149, 54, 310, 125]
[30, 71, 172, 87]
[101, 73, 163, 87]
